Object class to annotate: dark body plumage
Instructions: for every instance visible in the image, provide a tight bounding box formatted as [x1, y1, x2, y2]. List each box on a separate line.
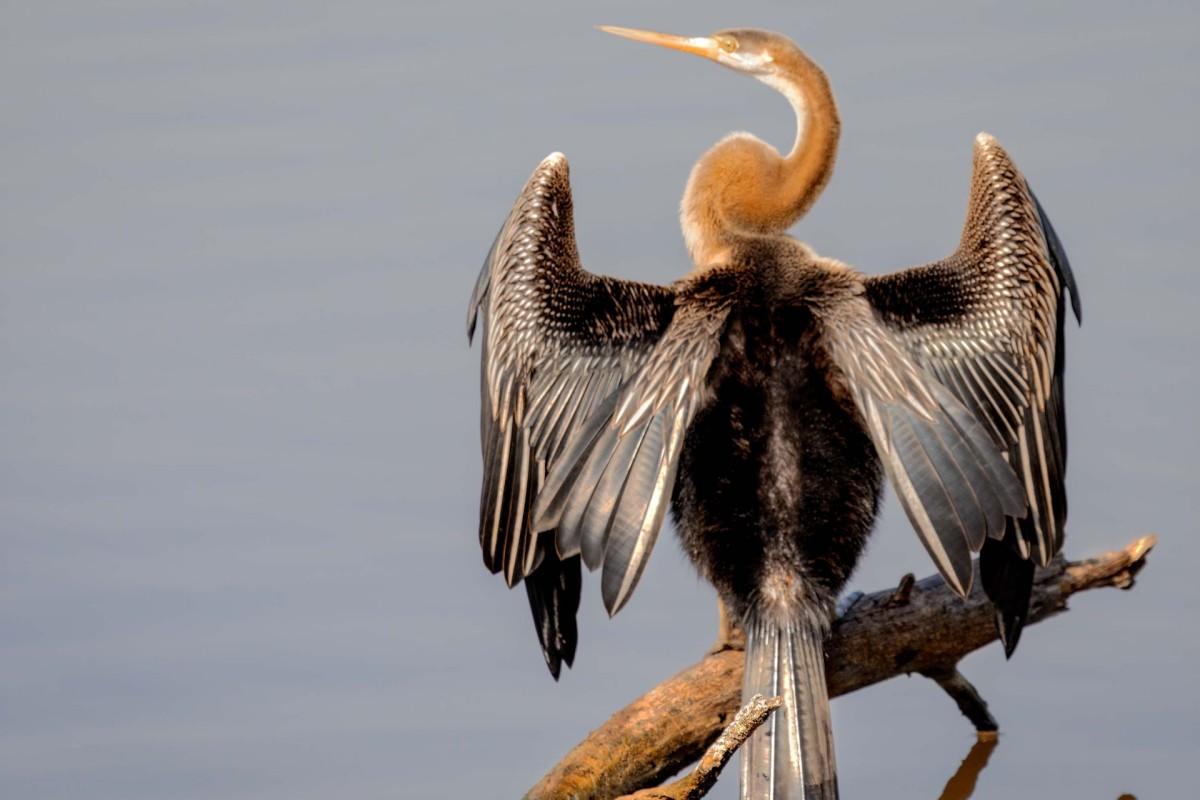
[673, 251, 883, 623]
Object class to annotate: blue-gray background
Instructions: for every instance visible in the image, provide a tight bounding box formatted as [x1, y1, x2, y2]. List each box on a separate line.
[2, 2, 1196, 798]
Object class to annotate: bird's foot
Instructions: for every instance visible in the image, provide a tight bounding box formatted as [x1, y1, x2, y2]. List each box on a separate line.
[708, 627, 746, 654]
[884, 573, 916, 608]
[835, 590, 866, 617]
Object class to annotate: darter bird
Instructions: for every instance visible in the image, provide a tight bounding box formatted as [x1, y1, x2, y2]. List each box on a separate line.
[467, 25, 1080, 800]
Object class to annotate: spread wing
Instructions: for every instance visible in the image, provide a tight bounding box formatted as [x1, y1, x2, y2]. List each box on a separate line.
[863, 133, 1081, 651]
[821, 292, 1028, 599]
[534, 282, 732, 616]
[467, 153, 675, 675]
[865, 134, 1080, 565]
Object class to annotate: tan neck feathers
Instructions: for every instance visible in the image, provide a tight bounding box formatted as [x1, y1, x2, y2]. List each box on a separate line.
[680, 51, 840, 269]
[773, 54, 839, 226]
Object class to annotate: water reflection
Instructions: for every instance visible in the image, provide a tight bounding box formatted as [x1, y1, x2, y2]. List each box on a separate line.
[937, 735, 997, 800]
[935, 735, 1136, 800]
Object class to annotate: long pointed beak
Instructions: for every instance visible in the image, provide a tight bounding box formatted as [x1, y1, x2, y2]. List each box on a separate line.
[597, 25, 722, 61]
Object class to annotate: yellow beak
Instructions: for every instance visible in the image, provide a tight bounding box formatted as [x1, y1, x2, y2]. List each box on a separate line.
[597, 25, 722, 62]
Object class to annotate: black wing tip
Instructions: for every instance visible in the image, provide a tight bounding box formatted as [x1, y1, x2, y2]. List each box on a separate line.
[466, 280, 481, 342]
[544, 631, 578, 680]
[980, 535, 1034, 659]
[525, 555, 582, 681]
[996, 608, 1025, 659]
[544, 652, 564, 681]
[466, 306, 479, 343]
[1028, 184, 1083, 325]
[467, 229, 502, 342]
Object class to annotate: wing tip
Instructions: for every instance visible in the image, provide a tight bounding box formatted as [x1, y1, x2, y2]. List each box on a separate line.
[974, 131, 998, 148]
[949, 564, 972, 599]
[469, 150, 575, 343]
[981, 535, 1034, 658]
[972, 131, 1007, 167]
[545, 654, 563, 680]
[968, 135, 1083, 327]
[467, 228, 503, 342]
[534, 151, 570, 184]
[524, 555, 582, 681]
[601, 574, 636, 618]
[466, 270, 486, 342]
[996, 608, 1024, 659]
[1029, 186, 1083, 324]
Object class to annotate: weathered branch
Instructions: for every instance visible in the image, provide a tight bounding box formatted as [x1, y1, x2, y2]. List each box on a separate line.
[525, 535, 1156, 800]
[919, 666, 997, 733]
[617, 694, 782, 800]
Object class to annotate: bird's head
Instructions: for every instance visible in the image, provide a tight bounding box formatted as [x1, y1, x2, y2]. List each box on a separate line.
[598, 25, 838, 264]
[598, 25, 805, 79]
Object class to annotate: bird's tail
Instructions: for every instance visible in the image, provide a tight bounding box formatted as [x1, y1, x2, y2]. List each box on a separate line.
[740, 614, 838, 800]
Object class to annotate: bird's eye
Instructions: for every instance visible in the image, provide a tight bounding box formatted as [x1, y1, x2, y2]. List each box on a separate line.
[717, 36, 738, 53]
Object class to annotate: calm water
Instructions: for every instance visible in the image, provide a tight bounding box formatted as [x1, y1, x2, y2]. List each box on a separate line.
[2, 2, 1197, 798]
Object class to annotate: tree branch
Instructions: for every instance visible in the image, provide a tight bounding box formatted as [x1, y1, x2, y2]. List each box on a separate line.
[616, 694, 782, 800]
[524, 535, 1157, 800]
[919, 666, 997, 733]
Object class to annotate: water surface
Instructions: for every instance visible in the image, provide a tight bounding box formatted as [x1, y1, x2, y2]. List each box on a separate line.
[2, 2, 1197, 798]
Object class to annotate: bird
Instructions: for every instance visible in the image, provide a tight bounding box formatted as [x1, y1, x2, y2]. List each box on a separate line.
[467, 25, 1080, 800]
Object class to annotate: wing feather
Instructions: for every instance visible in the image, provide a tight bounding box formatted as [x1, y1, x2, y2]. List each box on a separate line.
[820, 299, 1026, 597]
[863, 133, 1080, 652]
[535, 291, 732, 615]
[865, 133, 1079, 566]
[468, 153, 675, 675]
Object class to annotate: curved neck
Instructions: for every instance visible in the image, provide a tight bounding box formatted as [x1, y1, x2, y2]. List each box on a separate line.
[767, 55, 840, 227]
[681, 54, 840, 268]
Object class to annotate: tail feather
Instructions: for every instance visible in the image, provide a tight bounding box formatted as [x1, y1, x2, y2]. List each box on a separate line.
[741, 616, 839, 800]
